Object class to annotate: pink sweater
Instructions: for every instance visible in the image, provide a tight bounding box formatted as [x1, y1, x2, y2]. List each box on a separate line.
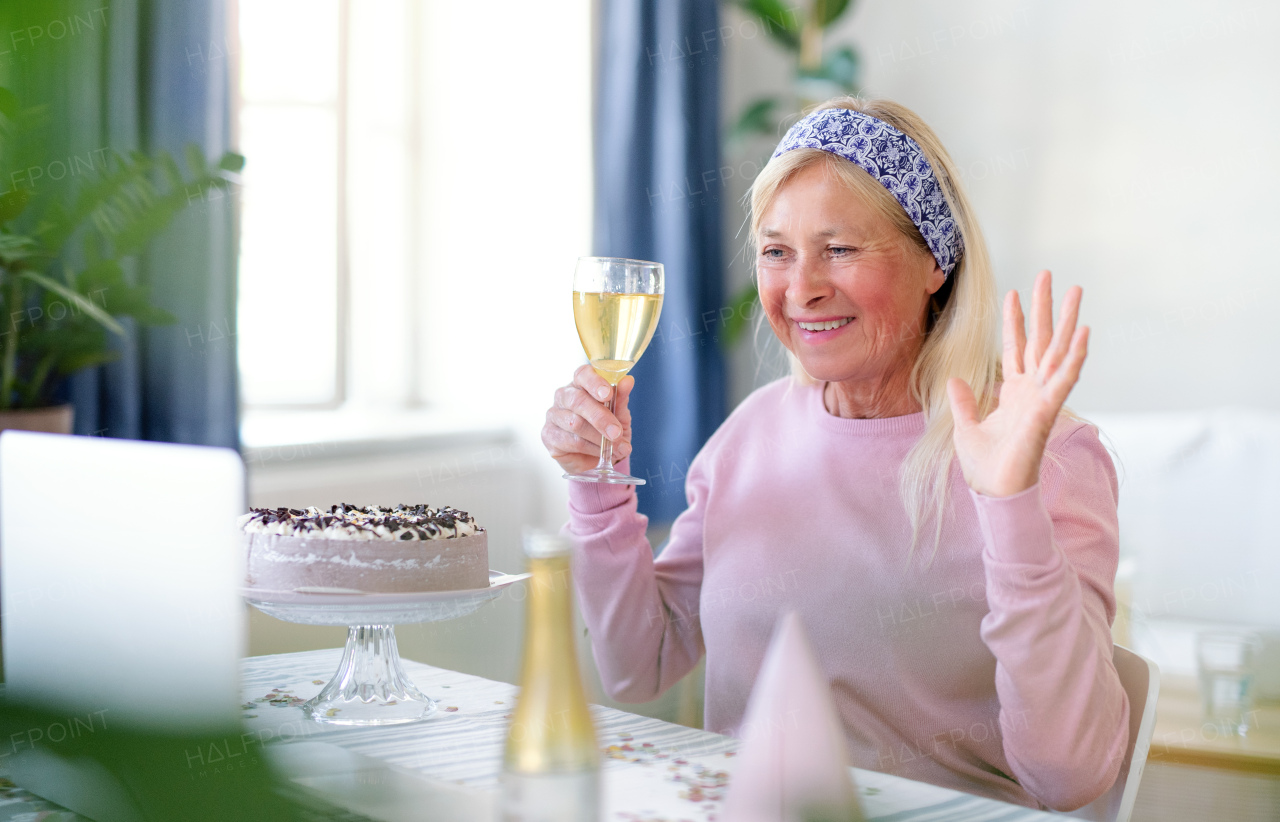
[565, 378, 1129, 811]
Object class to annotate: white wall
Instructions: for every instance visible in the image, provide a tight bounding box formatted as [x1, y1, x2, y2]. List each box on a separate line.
[723, 0, 1280, 413]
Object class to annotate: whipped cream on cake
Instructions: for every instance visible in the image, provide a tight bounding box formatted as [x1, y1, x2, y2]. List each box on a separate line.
[242, 503, 490, 594]
[238, 503, 480, 541]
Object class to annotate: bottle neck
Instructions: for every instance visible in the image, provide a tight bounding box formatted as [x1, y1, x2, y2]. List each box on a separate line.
[520, 554, 578, 679]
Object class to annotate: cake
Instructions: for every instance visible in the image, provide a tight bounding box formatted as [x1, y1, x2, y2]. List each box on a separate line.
[241, 503, 489, 594]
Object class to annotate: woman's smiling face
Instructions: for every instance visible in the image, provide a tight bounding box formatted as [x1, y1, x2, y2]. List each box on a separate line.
[756, 160, 946, 386]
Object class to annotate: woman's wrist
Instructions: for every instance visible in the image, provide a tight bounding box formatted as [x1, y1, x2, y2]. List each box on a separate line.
[963, 457, 1041, 498]
[969, 483, 1059, 567]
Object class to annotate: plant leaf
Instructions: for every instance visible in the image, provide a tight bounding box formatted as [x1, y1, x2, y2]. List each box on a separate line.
[184, 144, 207, 177]
[55, 349, 120, 375]
[0, 189, 29, 222]
[0, 231, 42, 264]
[20, 270, 125, 336]
[800, 45, 859, 92]
[143, 305, 177, 326]
[733, 0, 800, 51]
[157, 151, 185, 190]
[819, 0, 853, 27]
[0, 87, 18, 119]
[218, 152, 246, 173]
[728, 98, 780, 145]
[720, 282, 760, 348]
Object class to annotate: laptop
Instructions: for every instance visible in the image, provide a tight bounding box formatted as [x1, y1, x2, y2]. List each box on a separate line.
[0, 431, 247, 815]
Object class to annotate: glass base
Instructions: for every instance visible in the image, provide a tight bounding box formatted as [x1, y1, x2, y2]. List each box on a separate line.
[564, 468, 645, 485]
[303, 624, 437, 726]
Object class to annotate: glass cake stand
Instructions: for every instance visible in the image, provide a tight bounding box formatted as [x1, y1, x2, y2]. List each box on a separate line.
[243, 571, 528, 726]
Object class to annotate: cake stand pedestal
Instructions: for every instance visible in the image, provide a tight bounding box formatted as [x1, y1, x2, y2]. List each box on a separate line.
[244, 571, 528, 726]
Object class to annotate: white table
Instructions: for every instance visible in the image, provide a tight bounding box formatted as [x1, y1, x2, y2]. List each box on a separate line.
[237, 649, 1055, 822]
[0, 649, 1057, 820]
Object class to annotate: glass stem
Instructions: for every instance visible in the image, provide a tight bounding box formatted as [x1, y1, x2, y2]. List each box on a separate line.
[595, 385, 616, 473]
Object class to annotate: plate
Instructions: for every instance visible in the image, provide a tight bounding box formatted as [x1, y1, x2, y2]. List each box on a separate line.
[242, 570, 527, 604]
[243, 570, 530, 626]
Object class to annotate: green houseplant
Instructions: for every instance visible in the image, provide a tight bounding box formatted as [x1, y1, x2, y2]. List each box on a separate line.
[721, 0, 863, 347]
[0, 88, 244, 431]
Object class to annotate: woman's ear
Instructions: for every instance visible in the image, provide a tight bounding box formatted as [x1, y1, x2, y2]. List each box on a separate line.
[925, 258, 946, 296]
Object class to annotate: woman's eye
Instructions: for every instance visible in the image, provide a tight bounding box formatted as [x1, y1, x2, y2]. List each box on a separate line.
[761, 248, 786, 259]
[829, 246, 853, 256]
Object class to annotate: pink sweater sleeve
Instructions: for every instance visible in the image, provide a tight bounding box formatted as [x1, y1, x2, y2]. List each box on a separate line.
[971, 424, 1130, 811]
[563, 457, 708, 703]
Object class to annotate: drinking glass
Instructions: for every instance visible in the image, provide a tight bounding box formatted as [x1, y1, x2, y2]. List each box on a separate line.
[1197, 630, 1261, 735]
[565, 256, 664, 485]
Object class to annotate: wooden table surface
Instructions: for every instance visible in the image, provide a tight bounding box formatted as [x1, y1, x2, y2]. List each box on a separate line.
[1149, 675, 1280, 775]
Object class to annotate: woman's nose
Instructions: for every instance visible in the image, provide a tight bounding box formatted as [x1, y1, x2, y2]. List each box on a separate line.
[786, 255, 834, 307]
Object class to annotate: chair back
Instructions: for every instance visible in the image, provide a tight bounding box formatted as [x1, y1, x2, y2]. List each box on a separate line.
[1057, 644, 1161, 822]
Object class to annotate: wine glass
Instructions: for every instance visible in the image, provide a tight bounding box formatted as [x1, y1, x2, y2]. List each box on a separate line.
[565, 256, 664, 485]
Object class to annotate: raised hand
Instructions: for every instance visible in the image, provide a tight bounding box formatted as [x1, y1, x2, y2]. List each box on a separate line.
[542, 365, 635, 475]
[946, 270, 1090, 498]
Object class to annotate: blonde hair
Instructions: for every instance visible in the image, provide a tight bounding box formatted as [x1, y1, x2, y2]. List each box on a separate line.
[747, 97, 1000, 558]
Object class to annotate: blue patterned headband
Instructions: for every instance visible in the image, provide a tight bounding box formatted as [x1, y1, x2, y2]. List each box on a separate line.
[772, 107, 963, 278]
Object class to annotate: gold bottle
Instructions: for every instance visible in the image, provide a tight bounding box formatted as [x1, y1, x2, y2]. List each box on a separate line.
[501, 532, 600, 821]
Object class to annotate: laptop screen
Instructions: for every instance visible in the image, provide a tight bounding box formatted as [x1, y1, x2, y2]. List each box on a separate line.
[1, 431, 246, 732]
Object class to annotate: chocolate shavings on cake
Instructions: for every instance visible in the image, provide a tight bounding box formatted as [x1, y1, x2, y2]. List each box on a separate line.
[239, 504, 481, 541]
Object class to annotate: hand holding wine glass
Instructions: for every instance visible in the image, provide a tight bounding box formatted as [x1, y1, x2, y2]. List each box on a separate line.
[546, 257, 663, 485]
[543, 368, 636, 476]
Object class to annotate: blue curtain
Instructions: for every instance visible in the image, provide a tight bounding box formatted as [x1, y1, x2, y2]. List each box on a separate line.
[595, 0, 726, 522]
[2, 0, 238, 448]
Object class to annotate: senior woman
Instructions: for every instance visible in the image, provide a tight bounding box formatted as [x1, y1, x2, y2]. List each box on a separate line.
[542, 98, 1127, 812]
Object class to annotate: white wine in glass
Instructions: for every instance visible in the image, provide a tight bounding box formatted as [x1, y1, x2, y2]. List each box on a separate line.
[566, 257, 664, 485]
[572, 292, 663, 386]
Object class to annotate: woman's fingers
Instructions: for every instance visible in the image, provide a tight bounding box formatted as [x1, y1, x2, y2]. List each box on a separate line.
[1045, 326, 1089, 404]
[555, 381, 624, 441]
[546, 407, 602, 447]
[573, 363, 614, 404]
[543, 368, 638, 472]
[947, 377, 981, 432]
[1025, 270, 1054, 369]
[1002, 290, 1026, 376]
[541, 417, 595, 457]
[1039, 285, 1082, 379]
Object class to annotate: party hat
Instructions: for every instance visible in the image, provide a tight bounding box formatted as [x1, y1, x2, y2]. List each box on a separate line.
[720, 611, 863, 822]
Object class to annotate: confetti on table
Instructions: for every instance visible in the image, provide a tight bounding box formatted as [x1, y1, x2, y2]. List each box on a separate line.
[313, 679, 325, 685]
[265, 691, 306, 708]
[604, 739, 730, 805]
[444, 706, 459, 712]
[674, 764, 729, 804]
